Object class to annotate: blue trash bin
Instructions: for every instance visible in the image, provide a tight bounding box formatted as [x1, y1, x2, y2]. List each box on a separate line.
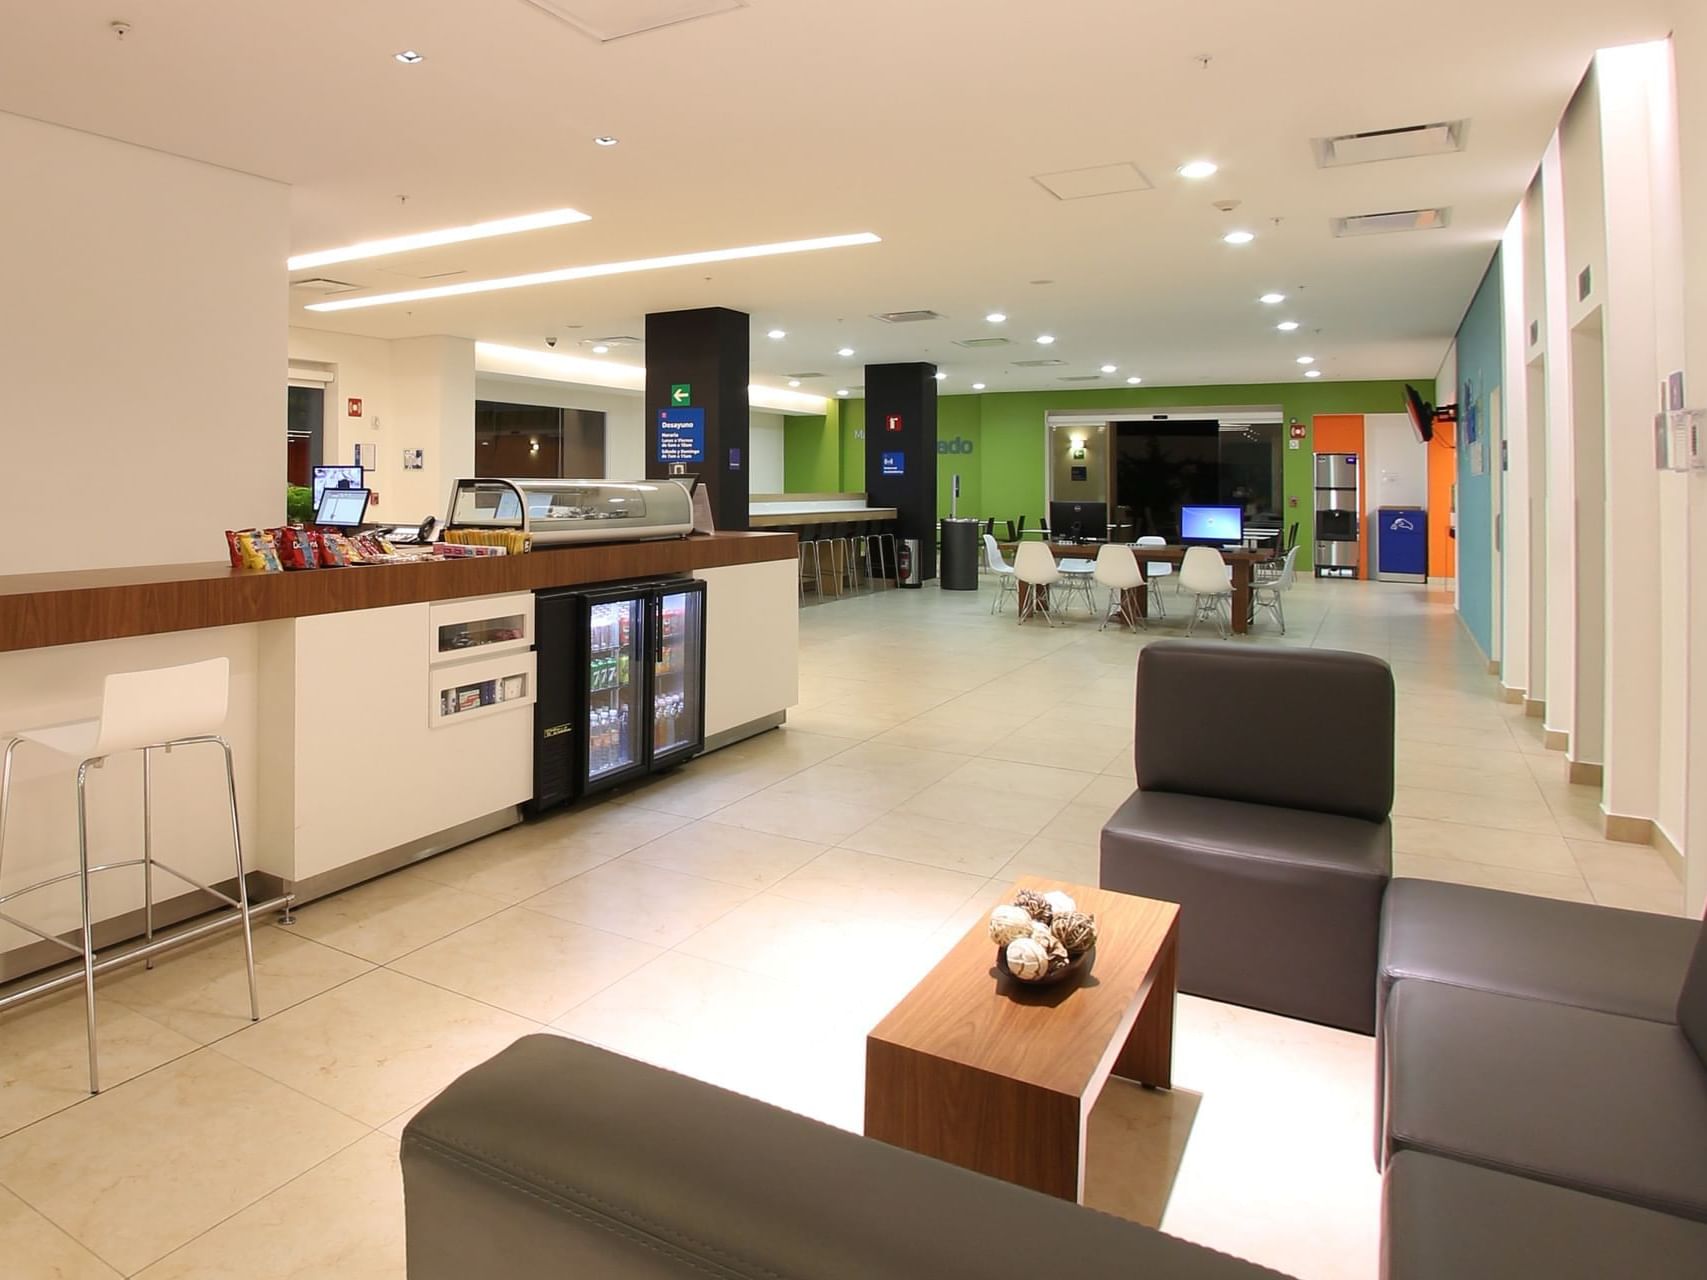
[1376, 508, 1427, 583]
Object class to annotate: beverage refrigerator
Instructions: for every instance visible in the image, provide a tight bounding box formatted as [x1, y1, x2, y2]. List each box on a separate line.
[530, 578, 707, 812]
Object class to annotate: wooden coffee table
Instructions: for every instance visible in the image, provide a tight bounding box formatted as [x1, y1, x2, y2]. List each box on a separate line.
[865, 876, 1179, 1202]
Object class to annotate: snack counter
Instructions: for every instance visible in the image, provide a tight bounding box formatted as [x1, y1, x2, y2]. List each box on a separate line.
[0, 532, 799, 982]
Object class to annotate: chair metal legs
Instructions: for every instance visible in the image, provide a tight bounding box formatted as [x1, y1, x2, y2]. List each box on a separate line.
[1186, 592, 1231, 638]
[1101, 587, 1145, 632]
[990, 574, 1017, 614]
[1017, 583, 1055, 626]
[1250, 588, 1287, 634]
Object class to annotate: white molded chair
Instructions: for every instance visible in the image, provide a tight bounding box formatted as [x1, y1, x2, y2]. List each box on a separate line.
[1179, 546, 1234, 638]
[0, 658, 259, 1094]
[1134, 536, 1171, 617]
[1250, 544, 1300, 633]
[982, 534, 1018, 614]
[1094, 544, 1146, 631]
[1013, 542, 1061, 626]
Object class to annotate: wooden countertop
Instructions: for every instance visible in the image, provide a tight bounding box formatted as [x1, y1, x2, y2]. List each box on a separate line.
[0, 532, 795, 654]
[748, 508, 898, 528]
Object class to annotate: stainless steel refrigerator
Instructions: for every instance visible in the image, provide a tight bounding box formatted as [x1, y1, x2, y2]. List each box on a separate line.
[1313, 452, 1361, 578]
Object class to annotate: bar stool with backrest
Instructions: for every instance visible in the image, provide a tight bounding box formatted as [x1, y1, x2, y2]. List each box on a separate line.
[0, 657, 260, 1093]
[1013, 542, 1061, 626]
[1094, 543, 1147, 631]
[1179, 546, 1234, 638]
[1134, 535, 1172, 618]
[813, 522, 845, 598]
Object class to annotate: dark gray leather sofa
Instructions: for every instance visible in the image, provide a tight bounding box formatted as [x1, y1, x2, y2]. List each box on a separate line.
[402, 1034, 1289, 1279]
[1100, 641, 1394, 1033]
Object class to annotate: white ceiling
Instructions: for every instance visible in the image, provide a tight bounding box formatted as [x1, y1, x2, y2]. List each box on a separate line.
[0, 0, 1679, 394]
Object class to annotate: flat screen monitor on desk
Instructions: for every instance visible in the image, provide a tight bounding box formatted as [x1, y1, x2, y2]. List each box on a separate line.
[1179, 505, 1243, 545]
[316, 487, 371, 528]
[1049, 500, 1107, 542]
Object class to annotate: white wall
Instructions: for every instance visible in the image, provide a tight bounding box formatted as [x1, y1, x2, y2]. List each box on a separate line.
[749, 411, 786, 494]
[473, 373, 645, 480]
[288, 327, 395, 511]
[392, 336, 475, 521]
[1362, 412, 1426, 577]
[0, 111, 287, 574]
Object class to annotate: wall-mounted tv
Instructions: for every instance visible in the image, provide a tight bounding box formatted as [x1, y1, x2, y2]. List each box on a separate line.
[1404, 385, 1436, 444]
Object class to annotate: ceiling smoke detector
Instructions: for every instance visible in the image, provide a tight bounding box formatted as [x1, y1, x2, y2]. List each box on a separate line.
[1331, 207, 1451, 237]
[519, 0, 747, 43]
[1312, 120, 1469, 168]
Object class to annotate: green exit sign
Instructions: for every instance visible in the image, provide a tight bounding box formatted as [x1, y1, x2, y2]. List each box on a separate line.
[670, 383, 692, 407]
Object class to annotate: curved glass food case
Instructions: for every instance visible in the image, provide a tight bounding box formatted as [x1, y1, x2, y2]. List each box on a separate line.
[444, 479, 694, 546]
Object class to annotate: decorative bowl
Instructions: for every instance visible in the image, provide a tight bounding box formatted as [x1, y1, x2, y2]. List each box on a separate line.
[995, 943, 1096, 989]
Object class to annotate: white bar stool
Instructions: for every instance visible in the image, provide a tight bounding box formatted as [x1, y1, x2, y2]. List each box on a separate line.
[0, 657, 259, 1094]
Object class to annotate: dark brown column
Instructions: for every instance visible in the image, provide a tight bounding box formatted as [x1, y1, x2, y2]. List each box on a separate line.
[644, 307, 749, 531]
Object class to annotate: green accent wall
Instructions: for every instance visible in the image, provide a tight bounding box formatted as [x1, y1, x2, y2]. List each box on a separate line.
[827, 380, 1431, 568]
[782, 400, 840, 492]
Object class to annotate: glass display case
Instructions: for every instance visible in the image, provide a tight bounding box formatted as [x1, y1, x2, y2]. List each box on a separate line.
[444, 478, 694, 546]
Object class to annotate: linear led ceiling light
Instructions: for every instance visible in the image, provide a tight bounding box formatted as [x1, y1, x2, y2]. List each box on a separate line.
[289, 208, 592, 272]
[306, 232, 883, 312]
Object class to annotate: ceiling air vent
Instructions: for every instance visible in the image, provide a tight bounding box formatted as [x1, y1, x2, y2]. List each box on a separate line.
[785, 372, 826, 380]
[519, 0, 746, 42]
[583, 335, 643, 347]
[1057, 375, 1103, 383]
[1012, 358, 1068, 368]
[954, 337, 1012, 349]
[1313, 121, 1468, 168]
[873, 310, 942, 324]
[290, 277, 361, 295]
[1331, 207, 1451, 238]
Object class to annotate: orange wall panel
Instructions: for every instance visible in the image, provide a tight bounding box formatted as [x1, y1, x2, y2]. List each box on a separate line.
[1312, 414, 1366, 577]
[1427, 432, 1456, 580]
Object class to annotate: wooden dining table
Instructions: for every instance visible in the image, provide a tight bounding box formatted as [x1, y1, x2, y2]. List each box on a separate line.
[1000, 540, 1277, 634]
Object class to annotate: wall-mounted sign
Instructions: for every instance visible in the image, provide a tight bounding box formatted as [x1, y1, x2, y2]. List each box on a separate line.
[1289, 422, 1307, 440]
[346, 397, 363, 418]
[880, 451, 905, 476]
[657, 407, 706, 463]
[728, 447, 741, 472]
[1070, 446, 1086, 461]
[403, 448, 424, 470]
[670, 383, 693, 408]
[1070, 465, 1088, 482]
[885, 414, 903, 433]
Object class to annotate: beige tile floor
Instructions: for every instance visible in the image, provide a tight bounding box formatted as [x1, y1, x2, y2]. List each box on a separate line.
[0, 575, 1687, 1278]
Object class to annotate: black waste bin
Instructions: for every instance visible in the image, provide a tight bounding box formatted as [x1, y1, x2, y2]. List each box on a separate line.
[939, 518, 980, 591]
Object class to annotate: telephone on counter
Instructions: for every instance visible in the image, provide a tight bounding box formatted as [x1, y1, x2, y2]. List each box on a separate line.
[384, 515, 438, 546]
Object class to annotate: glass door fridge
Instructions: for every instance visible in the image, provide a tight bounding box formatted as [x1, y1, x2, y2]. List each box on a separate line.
[579, 586, 650, 796]
[648, 580, 706, 771]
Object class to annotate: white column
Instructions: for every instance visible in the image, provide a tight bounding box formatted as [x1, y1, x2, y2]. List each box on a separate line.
[1538, 136, 1576, 748]
[391, 336, 477, 523]
[1498, 212, 1530, 698]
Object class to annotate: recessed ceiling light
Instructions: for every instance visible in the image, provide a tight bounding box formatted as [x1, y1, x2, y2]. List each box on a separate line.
[836, 388, 850, 396]
[837, 347, 854, 357]
[1126, 376, 1142, 385]
[1100, 364, 1117, 374]
[985, 312, 1006, 323]
[1177, 160, 1218, 179]
[1305, 369, 1322, 378]
[306, 231, 883, 312]
[767, 328, 786, 339]
[788, 379, 801, 387]
[934, 371, 947, 381]
[394, 50, 425, 64]
[1223, 230, 1255, 245]
[1296, 355, 1315, 365]
[1260, 292, 1286, 304]
[288, 206, 591, 271]
[1036, 334, 1056, 345]
[591, 344, 609, 354]
[972, 382, 986, 390]
[1277, 321, 1300, 332]
[594, 136, 619, 147]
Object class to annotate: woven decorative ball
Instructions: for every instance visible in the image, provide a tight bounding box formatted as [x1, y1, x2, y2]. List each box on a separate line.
[1042, 890, 1077, 918]
[1013, 888, 1054, 925]
[987, 904, 1034, 947]
[1051, 911, 1098, 955]
[1005, 936, 1051, 981]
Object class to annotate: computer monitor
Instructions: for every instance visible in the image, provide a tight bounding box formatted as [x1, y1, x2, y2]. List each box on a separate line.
[315, 487, 371, 528]
[312, 465, 364, 509]
[1179, 505, 1244, 545]
[1048, 500, 1108, 542]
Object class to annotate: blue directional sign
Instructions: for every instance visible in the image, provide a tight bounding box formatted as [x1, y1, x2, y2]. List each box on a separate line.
[880, 451, 905, 476]
[657, 407, 705, 464]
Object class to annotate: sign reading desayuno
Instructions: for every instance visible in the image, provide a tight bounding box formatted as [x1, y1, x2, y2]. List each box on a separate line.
[657, 407, 706, 463]
[670, 383, 693, 407]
